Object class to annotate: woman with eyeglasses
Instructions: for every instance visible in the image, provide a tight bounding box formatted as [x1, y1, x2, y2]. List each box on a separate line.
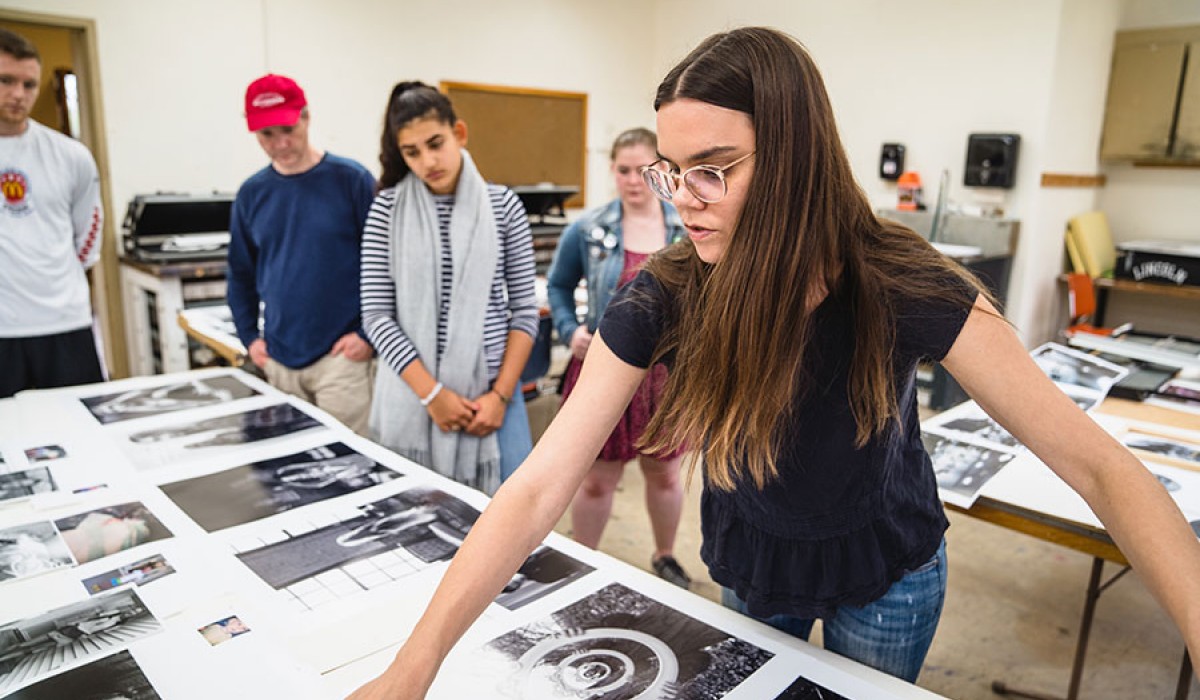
[350, 28, 1200, 698]
[546, 128, 691, 590]
[360, 82, 538, 493]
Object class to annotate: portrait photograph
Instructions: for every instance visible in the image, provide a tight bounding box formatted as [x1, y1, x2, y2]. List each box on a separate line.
[198, 615, 251, 646]
[160, 442, 402, 532]
[81, 374, 259, 425]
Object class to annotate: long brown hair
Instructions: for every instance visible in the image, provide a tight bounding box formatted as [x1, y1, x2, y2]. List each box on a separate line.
[638, 27, 991, 491]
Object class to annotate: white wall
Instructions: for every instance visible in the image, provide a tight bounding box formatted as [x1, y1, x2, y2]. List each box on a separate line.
[8, 0, 1192, 342]
[650, 0, 1125, 343]
[0, 0, 657, 219]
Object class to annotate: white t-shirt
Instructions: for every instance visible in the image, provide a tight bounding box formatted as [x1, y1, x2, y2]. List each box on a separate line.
[0, 119, 103, 337]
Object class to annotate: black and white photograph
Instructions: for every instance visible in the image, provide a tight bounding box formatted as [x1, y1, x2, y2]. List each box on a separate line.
[0, 522, 74, 583]
[774, 674, 849, 699]
[235, 487, 480, 592]
[496, 546, 595, 612]
[922, 431, 1017, 508]
[125, 403, 323, 451]
[54, 502, 173, 566]
[933, 403, 1020, 450]
[4, 649, 161, 700]
[160, 442, 403, 532]
[22, 445, 66, 463]
[81, 374, 260, 424]
[0, 468, 56, 504]
[1031, 343, 1126, 394]
[0, 589, 163, 695]
[1123, 433, 1200, 468]
[475, 582, 773, 699]
[82, 554, 177, 595]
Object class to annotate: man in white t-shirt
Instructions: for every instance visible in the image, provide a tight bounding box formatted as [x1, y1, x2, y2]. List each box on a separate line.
[0, 28, 104, 398]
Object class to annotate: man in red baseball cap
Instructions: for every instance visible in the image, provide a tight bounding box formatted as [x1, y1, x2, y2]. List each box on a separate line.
[244, 74, 307, 131]
[227, 74, 378, 435]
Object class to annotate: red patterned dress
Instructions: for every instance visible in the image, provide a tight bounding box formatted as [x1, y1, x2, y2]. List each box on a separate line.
[559, 250, 685, 462]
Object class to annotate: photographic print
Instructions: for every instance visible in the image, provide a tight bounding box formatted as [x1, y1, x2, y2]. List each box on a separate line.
[81, 374, 259, 424]
[930, 402, 1020, 450]
[0, 522, 73, 583]
[774, 674, 848, 699]
[474, 582, 772, 699]
[22, 445, 66, 464]
[922, 431, 1016, 508]
[235, 487, 480, 592]
[4, 650, 161, 699]
[0, 468, 56, 504]
[82, 554, 177, 595]
[54, 502, 173, 566]
[0, 589, 162, 695]
[1123, 432, 1200, 469]
[198, 615, 251, 646]
[160, 442, 403, 532]
[496, 546, 595, 612]
[231, 487, 587, 613]
[1160, 379, 1200, 404]
[1031, 343, 1126, 394]
[126, 403, 322, 451]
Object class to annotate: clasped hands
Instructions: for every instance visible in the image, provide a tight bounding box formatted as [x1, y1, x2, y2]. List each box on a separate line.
[426, 387, 506, 436]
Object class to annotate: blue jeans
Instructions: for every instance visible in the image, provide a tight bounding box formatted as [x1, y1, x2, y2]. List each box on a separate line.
[496, 387, 532, 482]
[721, 539, 947, 683]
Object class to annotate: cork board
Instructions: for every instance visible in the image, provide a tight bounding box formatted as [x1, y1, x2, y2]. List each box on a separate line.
[441, 81, 587, 209]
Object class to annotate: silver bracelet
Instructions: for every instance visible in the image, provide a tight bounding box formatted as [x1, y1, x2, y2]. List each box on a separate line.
[420, 382, 444, 407]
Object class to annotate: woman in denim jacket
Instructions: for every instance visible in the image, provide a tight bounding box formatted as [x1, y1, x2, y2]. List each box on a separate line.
[546, 128, 692, 589]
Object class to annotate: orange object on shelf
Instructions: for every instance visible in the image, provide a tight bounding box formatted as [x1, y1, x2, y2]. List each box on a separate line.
[897, 171, 923, 211]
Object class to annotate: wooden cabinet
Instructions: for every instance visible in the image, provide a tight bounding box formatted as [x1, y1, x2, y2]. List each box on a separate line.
[1100, 26, 1200, 163]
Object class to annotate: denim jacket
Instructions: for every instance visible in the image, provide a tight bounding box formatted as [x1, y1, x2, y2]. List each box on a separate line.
[546, 198, 685, 346]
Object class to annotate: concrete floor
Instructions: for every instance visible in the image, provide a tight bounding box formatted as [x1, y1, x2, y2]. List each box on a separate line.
[527, 390, 1196, 699]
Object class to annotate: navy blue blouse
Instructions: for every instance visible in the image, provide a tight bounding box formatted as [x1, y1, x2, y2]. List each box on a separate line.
[598, 268, 976, 618]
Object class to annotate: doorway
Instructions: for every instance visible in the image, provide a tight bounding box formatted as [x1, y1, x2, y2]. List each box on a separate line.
[0, 11, 127, 378]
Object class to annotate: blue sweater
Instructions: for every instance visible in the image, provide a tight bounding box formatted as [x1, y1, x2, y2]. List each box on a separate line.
[227, 153, 376, 368]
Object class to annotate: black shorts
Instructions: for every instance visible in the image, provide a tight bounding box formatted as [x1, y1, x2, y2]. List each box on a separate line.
[0, 326, 105, 399]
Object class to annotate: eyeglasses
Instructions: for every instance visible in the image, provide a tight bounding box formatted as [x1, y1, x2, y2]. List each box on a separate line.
[639, 151, 755, 204]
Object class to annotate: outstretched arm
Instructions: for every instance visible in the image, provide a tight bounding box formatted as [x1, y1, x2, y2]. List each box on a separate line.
[347, 331, 646, 700]
[943, 297, 1200, 663]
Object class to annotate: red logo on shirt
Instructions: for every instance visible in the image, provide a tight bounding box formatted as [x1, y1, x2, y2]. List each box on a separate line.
[0, 169, 31, 216]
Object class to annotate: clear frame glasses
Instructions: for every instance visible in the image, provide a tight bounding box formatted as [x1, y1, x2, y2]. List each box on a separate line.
[639, 151, 755, 204]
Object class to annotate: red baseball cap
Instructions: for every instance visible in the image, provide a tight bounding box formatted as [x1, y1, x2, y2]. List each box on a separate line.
[244, 74, 307, 131]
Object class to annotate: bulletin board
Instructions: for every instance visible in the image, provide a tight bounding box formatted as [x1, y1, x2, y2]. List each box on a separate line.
[441, 81, 587, 209]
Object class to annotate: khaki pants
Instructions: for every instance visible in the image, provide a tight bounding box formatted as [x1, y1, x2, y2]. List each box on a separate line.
[264, 354, 373, 436]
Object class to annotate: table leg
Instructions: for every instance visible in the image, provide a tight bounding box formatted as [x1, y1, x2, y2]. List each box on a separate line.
[1176, 649, 1192, 700]
[992, 557, 1106, 700]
